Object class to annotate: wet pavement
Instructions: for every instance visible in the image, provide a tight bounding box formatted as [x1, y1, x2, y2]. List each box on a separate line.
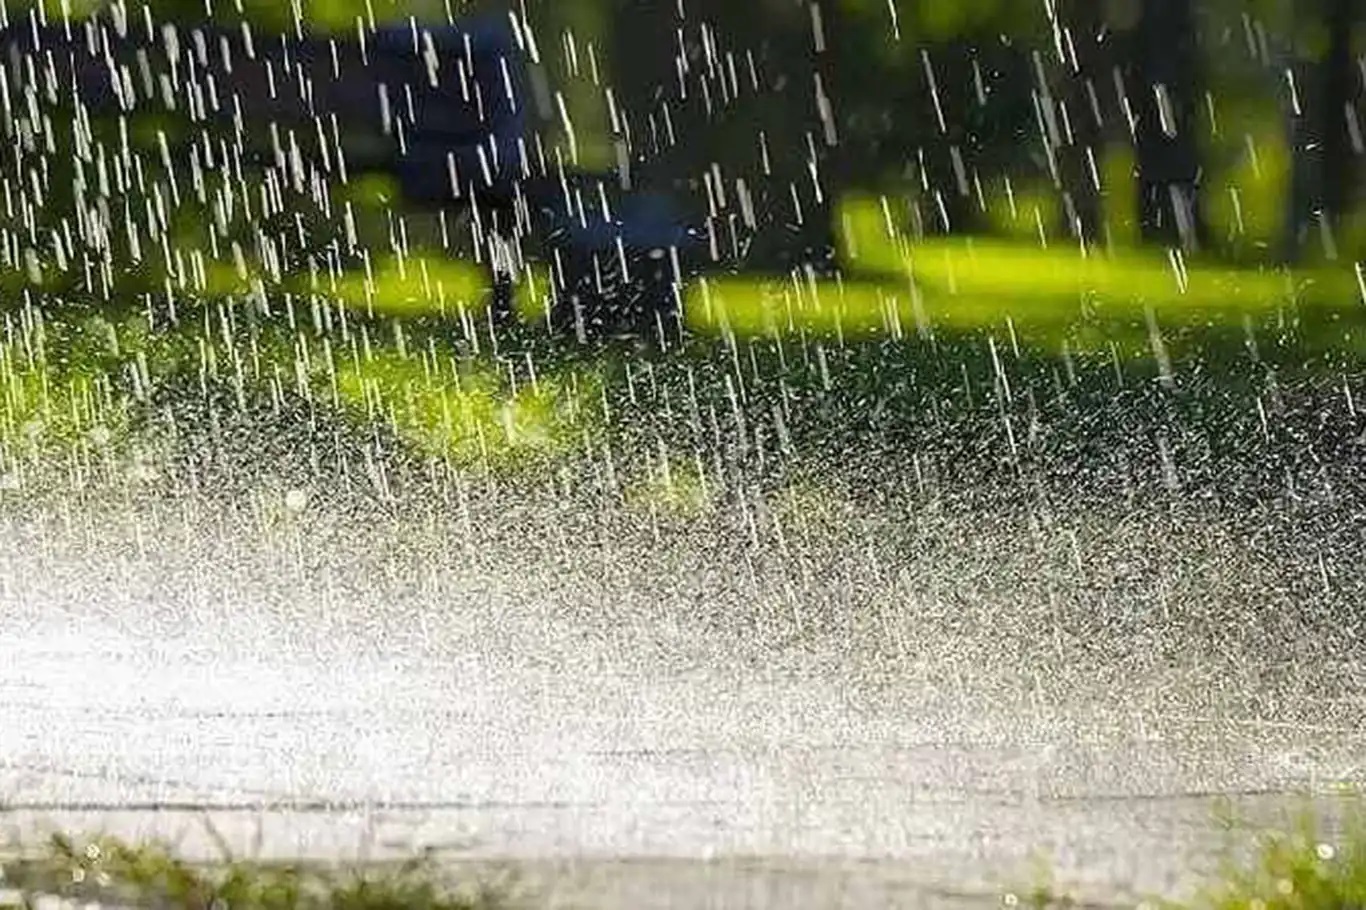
[2, 483, 1364, 908]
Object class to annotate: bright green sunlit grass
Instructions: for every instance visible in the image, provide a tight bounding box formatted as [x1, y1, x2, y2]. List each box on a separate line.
[683, 194, 1363, 351]
[329, 342, 597, 471]
[287, 254, 493, 320]
[0, 305, 599, 479]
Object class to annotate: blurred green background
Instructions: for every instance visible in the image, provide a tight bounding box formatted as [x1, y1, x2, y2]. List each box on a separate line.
[1, 0, 1363, 489]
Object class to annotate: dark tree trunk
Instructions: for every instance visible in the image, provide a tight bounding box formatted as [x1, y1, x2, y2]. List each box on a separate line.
[1055, 0, 1109, 245]
[911, 45, 992, 238]
[1285, 0, 1362, 261]
[1320, 0, 1360, 224]
[1128, 0, 1206, 251]
[609, 0, 839, 277]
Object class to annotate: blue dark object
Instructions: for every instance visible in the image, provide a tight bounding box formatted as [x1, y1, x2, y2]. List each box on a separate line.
[519, 172, 707, 339]
[1, 12, 704, 340]
[542, 184, 700, 253]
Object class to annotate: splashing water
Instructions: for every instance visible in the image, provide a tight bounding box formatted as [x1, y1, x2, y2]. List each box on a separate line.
[1, 0, 1365, 906]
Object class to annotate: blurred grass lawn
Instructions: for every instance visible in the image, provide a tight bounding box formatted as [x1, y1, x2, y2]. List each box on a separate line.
[4, 191, 1365, 476]
[684, 195, 1364, 356]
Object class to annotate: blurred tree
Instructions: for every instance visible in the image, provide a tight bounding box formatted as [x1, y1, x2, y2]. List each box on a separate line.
[1050, 0, 1109, 245]
[1128, 0, 1207, 251]
[608, 0, 837, 275]
[8, 0, 1356, 287]
[518, 0, 614, 173]
[834, 0, 1044, 239]
[1285, 0, 1364, 262]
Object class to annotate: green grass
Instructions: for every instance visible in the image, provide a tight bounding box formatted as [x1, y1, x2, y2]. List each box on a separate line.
[0, 831, 516, 909]
[6, 802, 1366, 909]
[0, 298, 604, 482]
[1194, 807, 1366, 910]
[1006, 797, 1366, 910]
[684, 195, 1366, 355]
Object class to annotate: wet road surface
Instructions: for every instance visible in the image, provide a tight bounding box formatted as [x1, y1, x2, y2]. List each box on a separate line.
[2, 482, 1364, 908]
